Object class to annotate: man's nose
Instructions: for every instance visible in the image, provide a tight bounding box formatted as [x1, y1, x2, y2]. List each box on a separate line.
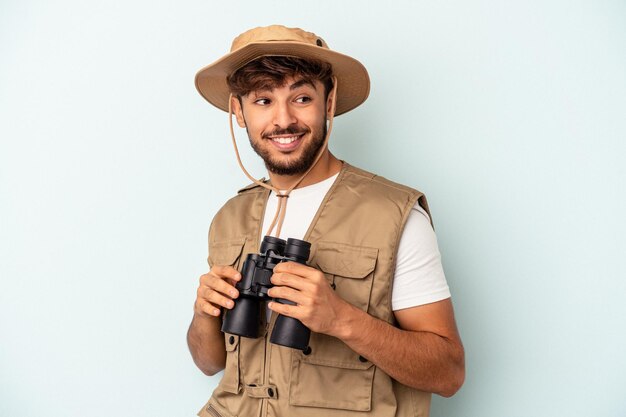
[272, 102, 297, 128]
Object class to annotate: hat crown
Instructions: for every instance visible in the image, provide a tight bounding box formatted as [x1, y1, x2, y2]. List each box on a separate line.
[230, 25, 328, 52]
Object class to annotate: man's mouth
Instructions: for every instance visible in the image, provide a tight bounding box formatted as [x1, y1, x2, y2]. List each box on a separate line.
[269, 134, 304, 144]
[264, 132, 307, 151]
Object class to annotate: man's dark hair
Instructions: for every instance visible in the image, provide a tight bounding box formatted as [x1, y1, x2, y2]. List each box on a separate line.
[226, 56, 334, 100]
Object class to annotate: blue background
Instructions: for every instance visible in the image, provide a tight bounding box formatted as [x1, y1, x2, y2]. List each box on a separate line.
[1, 1, 625, 416]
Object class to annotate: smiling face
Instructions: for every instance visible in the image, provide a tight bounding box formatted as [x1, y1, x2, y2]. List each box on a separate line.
[233, 77, 329, 176]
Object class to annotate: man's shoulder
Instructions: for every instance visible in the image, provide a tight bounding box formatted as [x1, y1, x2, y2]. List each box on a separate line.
[236, 179, 269, 195]
[217, 179, 269, 206]
[342, 162, 432, 224]
[342, 162, 423, 197]
[213, 181, 267, 217]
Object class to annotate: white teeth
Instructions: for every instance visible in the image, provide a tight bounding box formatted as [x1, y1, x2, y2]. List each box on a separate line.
[271, 136, 299, 144]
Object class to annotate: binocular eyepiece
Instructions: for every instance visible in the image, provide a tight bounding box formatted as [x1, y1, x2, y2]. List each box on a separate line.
[221, 236, 312, 351]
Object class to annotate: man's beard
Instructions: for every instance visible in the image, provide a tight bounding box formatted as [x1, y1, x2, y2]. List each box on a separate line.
[248, 120, 327, 176]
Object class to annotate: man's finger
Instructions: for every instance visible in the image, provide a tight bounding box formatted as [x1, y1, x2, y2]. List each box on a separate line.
[268, 285, 307, 307]
[202, 286, 237, 310]
[270, 271, 314, 292]
[267, 301, 297, 318]
[273, 261, 317, 277]
[196, 299, 221, 317]
[201, 273, 240, 299]
[211, 265, 242, 281]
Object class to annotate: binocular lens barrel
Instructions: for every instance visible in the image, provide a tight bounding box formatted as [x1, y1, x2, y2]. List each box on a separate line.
[270, 313, 310, 350]
[271, 238, 311, 349]
[284, 238, 311, 263]
[220, 296, 260, 338]
[260, 236, 286, 255]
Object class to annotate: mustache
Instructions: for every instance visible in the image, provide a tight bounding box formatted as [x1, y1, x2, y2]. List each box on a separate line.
[262, 126, 309, 139]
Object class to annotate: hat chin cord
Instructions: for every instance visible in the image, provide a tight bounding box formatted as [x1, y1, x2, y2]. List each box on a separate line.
[227, 76, 338, 238]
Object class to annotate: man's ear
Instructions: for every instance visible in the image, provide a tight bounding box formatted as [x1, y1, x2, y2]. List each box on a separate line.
[231, 96, 246, 128]
[326, 89, 335, 118]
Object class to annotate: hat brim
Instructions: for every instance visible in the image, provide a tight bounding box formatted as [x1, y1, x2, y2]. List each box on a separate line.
[195, 41, 370, 116]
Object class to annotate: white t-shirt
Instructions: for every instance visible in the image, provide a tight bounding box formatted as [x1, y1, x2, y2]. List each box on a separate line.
[262, 173, 451, 311]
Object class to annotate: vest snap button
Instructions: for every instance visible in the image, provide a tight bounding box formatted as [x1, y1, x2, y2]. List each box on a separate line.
[302, 346, 312, 355]
[229, 335, 235, 345]
[330, 283, 336, 290]
[358, 355, 368, 362]
[268, 387, 274, 397]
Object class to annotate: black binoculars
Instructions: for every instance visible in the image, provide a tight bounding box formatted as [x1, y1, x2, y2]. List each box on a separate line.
[221, 235, 311, 350]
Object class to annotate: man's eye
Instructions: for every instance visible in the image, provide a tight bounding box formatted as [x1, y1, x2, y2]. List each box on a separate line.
[255, 98, 270, 105]
[295, 96, 312, 104]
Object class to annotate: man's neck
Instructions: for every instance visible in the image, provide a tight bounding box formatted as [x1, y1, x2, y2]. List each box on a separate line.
[268, 151, 343, 190]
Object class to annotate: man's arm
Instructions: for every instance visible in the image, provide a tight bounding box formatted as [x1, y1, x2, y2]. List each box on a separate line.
[187, 266, 242, 376]
[268, 262, 465, 397]
[336, 299, 464, 397]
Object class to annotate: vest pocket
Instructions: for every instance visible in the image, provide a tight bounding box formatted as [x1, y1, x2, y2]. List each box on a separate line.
[313, 242, 378, 312]
[289, 341, 375, 411]
[208, 238, 246, 269]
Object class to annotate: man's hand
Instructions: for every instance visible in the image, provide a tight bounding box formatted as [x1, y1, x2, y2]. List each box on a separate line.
[194, 266, 242, 318]
[188, 265, 242, 376]
[267, 261, 349, 336]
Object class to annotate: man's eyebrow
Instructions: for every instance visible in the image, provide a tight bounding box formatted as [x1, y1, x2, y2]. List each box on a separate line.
[289, 79, 317, 91]
[250, 88, 271, 96]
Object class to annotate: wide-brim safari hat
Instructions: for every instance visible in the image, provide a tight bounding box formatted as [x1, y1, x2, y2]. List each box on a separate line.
[195, 25, 370, 116]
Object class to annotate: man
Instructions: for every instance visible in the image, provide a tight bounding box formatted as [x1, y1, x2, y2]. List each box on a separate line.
[188, 25, 464, 417]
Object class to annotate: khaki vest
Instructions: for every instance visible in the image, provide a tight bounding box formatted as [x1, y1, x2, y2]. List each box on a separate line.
[199, 163, 432, 417]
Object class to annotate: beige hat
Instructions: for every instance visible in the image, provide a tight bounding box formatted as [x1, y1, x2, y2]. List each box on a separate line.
[195, 25, 370, 116]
